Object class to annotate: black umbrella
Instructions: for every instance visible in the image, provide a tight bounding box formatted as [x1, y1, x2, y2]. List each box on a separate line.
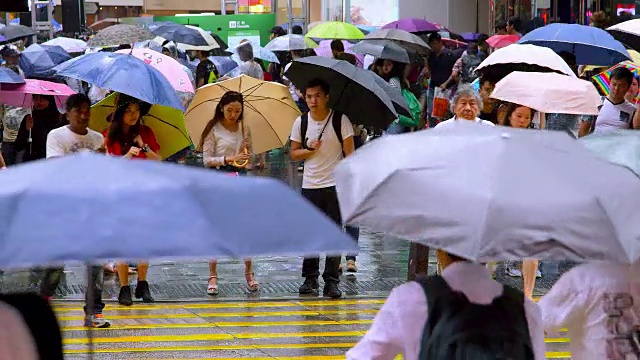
[351, 39, 411, 63]
[0, 25, 37, 43]
[285, 56, 410, 129]
[364, 28, 431, 55]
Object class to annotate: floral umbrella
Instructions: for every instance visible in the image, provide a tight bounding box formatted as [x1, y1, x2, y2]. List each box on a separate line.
[87, 24, 155, 48]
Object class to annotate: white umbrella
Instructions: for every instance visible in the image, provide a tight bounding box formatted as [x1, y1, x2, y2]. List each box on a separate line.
[334, 123, 640, 263]
[264, 34, 317, 51]
[491, 72, 601, 115]
[476, 44, 576, 77]
[43, 37, 87, 53]
[607, 19, 640, 52]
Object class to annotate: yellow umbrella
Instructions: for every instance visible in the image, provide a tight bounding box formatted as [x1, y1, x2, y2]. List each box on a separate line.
[91, 93, 191, 159]
[184, 75, 301, 154]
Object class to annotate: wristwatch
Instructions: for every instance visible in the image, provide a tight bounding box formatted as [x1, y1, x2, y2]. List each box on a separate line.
[141, 144, 151, 153]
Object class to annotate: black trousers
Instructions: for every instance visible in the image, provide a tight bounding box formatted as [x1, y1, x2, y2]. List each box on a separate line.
[40, 266, 105, 315]
[301, 186, 343, 283]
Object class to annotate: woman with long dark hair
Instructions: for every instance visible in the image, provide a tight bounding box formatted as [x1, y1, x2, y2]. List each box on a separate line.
[199, 91, 259, 295]
[103, 94, 160, 306]
[377, 59, 412, 134]
[15, 94, 65, 162]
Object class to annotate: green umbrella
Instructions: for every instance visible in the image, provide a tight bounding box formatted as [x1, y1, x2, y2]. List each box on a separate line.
[305, 21, 365, 40]
[580, 130, 640, 176]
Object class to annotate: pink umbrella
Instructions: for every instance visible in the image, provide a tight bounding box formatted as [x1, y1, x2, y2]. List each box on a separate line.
[116, 48, 195, 94]
[486, 34, 521, 49]
[0, 79, 75, 109]
[314, 40, 364, 68]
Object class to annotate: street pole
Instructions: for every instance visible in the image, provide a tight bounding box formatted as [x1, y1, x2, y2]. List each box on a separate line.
[343, 0, 351, 23]
[287, 0, 293, 34]
[476, 0, 480, 33]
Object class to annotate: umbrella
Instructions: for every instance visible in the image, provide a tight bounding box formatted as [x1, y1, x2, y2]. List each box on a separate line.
[184, 75, 301, 154]
[350, 39, 410, 63]
[87, 24, 155, 48]
[486, 34, 521, 49]
[146, 21, 177, 32]
[476, 44, 577, 77]
[0, 152, 356, 270]
[356, 25, 378, 35]
[334, 123, 640, 263]
[90, 93, 191, 159]
[88, 18, 120, 32]
[592, 61, 640, 99]
[152, 24, 222, 51]
[461, 32, 480, 41]
[607, 19, 640, 51]
[43, 37, 87, 53]
[208, 56, 239, 76]
[518, 23, 630, 66]
[363, 28, 430, 55]
[264, 34, 318, 52]
[18, 44, 71, 79]
[581, 50, 640, 76]
[314, 40, 364, 67]
[0, 25, 37, 43]
[0, 79, 75, 109]
[305, 21, 365, 40]
[284, 56, 410, 129]
[229, 41, 280, 64]
[115, 48, 194, 94]
[382, 18, 445, 33]
[580, 130, 640, 176]
[491, 72, 601, 115]
[53, 52, 183, 111]
[0, 68, 25, 84]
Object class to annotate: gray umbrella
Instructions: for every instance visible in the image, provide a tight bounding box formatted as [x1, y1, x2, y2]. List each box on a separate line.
[364, 28, 431, 55]
[580, 130, 640, 176]
[351, 39, 411, 63]
[0, 25, 37, 43]
[335, 122, 640, 263]
[87, 24, 155, 48]
[264, 34, 317, 52]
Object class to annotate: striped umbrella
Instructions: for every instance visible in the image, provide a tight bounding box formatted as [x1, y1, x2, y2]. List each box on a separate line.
[592, 61, 640, 102]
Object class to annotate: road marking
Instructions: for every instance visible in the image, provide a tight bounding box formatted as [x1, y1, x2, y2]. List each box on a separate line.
[56, 309, 379, 321]
[64, 342, 358, 354]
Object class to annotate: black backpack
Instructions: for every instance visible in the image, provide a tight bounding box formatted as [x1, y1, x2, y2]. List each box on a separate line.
[416, 275, 535, 360]
[461, 54, 483, 83]
[300, 110, 345, 153]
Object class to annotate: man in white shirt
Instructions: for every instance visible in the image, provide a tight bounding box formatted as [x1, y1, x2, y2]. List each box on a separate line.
[435, 84, 495, 129]
[289, 78, 355, 298]
[43, 94, 109, 328]
[347, 250, 546, 360]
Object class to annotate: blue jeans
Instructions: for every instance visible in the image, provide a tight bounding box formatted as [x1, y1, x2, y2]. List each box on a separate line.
[345, 225, 359, 261]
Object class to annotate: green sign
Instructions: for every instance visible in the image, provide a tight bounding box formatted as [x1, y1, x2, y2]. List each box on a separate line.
[153, 14, 276, 47]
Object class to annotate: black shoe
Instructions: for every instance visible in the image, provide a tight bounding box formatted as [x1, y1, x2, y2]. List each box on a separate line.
[299, 277, 319, 295]
[134, 280, 154, 303]
[118, 286, 133, 306]
[323, 282, 342, 299]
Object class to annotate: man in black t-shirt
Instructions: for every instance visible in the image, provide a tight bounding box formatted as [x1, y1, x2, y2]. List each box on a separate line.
[195, 50, 219, 88]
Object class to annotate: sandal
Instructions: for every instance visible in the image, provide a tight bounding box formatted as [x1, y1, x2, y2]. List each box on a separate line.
[207, 276, 219, 296]
[245, 272, 260, 292]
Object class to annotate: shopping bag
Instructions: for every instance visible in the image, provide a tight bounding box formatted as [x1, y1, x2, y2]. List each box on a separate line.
[431, 87, 452, 119]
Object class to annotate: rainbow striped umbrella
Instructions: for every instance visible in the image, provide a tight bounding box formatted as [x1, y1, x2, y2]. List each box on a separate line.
[592, 61, 640, 102]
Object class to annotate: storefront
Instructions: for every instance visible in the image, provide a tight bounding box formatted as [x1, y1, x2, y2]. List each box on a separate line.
[319, 0, 398, 26]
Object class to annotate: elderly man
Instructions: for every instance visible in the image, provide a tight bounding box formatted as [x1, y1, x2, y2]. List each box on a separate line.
[435, 84, 496, 128]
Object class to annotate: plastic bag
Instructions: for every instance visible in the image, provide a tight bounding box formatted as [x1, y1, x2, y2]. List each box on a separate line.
[431, 87, 452, 119]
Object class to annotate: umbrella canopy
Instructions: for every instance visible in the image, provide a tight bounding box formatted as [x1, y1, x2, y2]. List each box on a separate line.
[0, 152, 356, 269]
[305, 21, 365, 40]
[356, 25, 378, 35]
[382, 18, 445, 33]
[592, 61, 640, 99]
[208, 56, 238, 76]
[0, 79, 75, 109]
[363, 28, 430, 55]
[0, 68, 25, 85]
[146, 21, 177, 32]
[461, 32, 480, 41]
[88, 18, 120, 32]
[491, 72, 601, 115]
[115, 48, 194, 94]
[334, 123, 640, 263]
[18, 44, 71, 79]
[184, 75, 300, 154]
[90, 93, 191, 159]
[580, 130, 640, 176]
[0, 25, 36, 43]
[518, 23, 630, 66]
[350, 39, 410, 63]
[284, 56, 410, 129]
[476, 44, 577, 77]
[229, 41, 280, 63]
[264, 34, 317, 52]
[607, 19, 640, 51]
[486, 34, 521, 49]
[152, 24, 222, 51]
[54, 52, 183, 111]
[42, 37, 87, 53]
[314, 40, 364, 67]
[87, 24, 155, 48]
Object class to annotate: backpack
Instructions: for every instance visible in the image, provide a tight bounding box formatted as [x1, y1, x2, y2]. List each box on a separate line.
[461, 54, 483, 83]
[397, 88, 422, 128]
[416, 275, 535, 360]
[300, 110, 345, 155]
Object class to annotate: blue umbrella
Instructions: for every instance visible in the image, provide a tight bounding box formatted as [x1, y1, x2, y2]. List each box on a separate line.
[208, 56, 238, 76]
[0, 153, 356, 269]
[518, 23, 631, 66]
[53, 52, 183, 110]
[19, 44, 71, 79]
[461, 32, 480, 41]
[0, 67, 25, 84]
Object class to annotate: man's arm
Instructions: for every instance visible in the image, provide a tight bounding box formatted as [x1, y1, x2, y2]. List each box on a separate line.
[289, 140, 316, 161]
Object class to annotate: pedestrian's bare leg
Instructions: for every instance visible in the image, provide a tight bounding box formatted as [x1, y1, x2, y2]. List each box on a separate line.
[244, 259, 259, 292]
[117, 263, 129, 286]
[136, 263, 149, 281]
[207, 260, 218, 295]
[522, 259, 539, 300]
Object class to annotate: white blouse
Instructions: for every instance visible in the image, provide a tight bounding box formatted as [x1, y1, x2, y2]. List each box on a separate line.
[202, 122, 251, 168]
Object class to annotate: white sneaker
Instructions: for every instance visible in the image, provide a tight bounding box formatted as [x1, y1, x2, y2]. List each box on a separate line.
[536, 269, 542, 278]
[506, 267, 522, 277]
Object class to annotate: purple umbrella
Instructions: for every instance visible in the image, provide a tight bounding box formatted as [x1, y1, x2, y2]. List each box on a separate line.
[461, 32, 481, 41]
[382, 18, 446, 33]
[313, 40, 364, 68]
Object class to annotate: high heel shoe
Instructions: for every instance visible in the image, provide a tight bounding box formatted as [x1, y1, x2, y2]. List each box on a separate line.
[207, 276, 219, 296]
[134, 280, 154, 303]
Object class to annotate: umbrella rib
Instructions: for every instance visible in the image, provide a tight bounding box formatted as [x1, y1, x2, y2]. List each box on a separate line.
[243, 100, 287, 145]
[144, 114, 191, 142]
